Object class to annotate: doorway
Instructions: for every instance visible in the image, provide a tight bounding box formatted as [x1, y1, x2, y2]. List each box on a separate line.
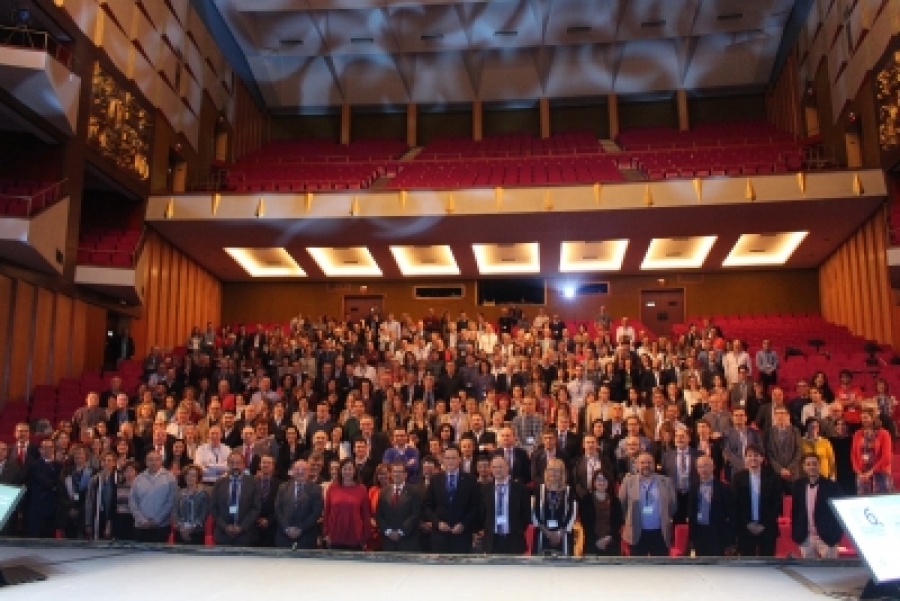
[640, 288, 686, 336]
[343, 295, 384, 323]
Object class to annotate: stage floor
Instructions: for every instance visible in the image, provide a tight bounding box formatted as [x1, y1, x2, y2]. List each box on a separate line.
[0, 542, 873, 600]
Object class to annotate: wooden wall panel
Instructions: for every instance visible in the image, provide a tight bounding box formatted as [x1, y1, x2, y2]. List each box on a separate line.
[83, 303, 107, 374]
[53, 294, 74, 383]
[130, 229, 222, 356]
[31, 287, 55, 387]
[9, 281, 36, 400]
[71, 300, 88, 377]
[819, 207, 893, 343]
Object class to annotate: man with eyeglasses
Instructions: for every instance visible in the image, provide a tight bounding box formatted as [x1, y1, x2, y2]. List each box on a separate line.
[765, 407, 802, 495]
[210, 451, 261, 546]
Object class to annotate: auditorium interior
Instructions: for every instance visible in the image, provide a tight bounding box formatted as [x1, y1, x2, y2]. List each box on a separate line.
[0, 0, 899, 597]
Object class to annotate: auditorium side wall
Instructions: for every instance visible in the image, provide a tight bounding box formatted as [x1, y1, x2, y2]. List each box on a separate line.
[220, 269, 819, 326]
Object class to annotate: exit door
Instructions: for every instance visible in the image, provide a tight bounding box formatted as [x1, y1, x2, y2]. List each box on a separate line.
[343, 295, 384, 323]
[640, 288, 685, 337]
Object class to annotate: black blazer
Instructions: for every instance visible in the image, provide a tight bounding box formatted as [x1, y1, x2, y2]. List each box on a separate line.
[375, 484, 423, 544]
[107, 409, 136, 437]
[732, 467, 782, 538]
[210, 475, 262, 546]
[791, 477, 843, 546]
[0, 460, 23, 485]
[424, 471, 480, 532]
[530, 447, 570, 488]
[572, 455, 612, 499]
[492, 448, 531, 486]
[687, 479, 735, 547]
[276, 442, 306, 480]
[467, 430, 497, 453]
[480, 480, 531, 555]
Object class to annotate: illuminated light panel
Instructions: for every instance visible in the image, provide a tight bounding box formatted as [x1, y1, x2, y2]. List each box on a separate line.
[560, 240, 629, 272]
[224, 248, 306, 277]
[722, 232, 809, 267]
[641, 236, 717, 270]
[472, 243, 540, 275]
[390, 245, 460, 276]
[307, 247, 382, 277]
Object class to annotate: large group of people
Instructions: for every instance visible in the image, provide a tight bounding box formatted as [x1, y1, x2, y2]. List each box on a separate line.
[0, 306, 894, 557]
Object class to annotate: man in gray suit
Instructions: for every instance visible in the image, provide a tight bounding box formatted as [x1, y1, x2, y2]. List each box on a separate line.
[274, 459, 323, 549]
[619, 452, 677, 556]
[722, 407, 763, 479]
[765, 406, 802, 495]
[210, 451, 261, 546]
[375, 460, 422, 553]
[660, 428, 699, 524]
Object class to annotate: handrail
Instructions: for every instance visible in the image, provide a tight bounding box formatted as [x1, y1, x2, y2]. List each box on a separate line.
[0, 26, 74, 70]
[0, 178, 66, 216]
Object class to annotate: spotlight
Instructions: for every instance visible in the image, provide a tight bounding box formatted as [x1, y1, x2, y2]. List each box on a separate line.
[562, 285, 576, 300]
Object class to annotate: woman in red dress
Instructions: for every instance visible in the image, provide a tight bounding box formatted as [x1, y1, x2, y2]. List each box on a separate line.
[324, 458, 372, 550]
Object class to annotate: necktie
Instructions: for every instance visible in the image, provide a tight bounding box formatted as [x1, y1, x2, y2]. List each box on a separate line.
[294, 481, 301, 503]
[229, 478, 239, 510]
[245, 447, 252, 466]
[496, 484, 507, 534]
[679, 452, 689, 491]
[506, 448, 513, 469]
[261, 477, 270, 499]
[558, 432, 566, 450]
[448, 474, 457, 498]
[17, 445, 24, 465]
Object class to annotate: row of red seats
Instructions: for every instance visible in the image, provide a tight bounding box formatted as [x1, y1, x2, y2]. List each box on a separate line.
[617, 121, 795, 151]
[77, 228, 142, 267]
[0, 179, 63, 217]
[389, 158, 623, 188]
[418, 132, 601, 159]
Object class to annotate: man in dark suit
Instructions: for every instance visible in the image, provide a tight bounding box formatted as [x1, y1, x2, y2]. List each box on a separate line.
[106, 393, 136, 437]
[466, 413, 496, 455]
[12, 422, 40, 466]
[481, 454, 531, 555]
[688, 455, 735, 556]
[791, 453, 844, 558]
[732, 444, 782, 557]
[210, 451, 262, 546]
[554, 413, 582, 460]
[639, 360, 672, 405]
[273, 459, 323, 549]
[142, 426, 175, 466]
[376, 460, 423, 552]
[660, 428, 700, 524]
[255, 455, 279, 547]
[24, 438, 62, 538]
[424, 446, 479, 554]
[531, 429, 570, 488]
[755, 387, 787, 440]
[494, 426, 531, 486]
[436, 361, 465, 402]
[359, 416, 389, 463]
[352, 438, 377, 487]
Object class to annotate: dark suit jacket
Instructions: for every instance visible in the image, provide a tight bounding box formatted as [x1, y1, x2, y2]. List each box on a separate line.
[687, 479, 735, 548]
[24, 458, 61, 519]
[0, 460, 23, 485]
[354, 458, 377, 488]
[363, 433, 390, 463]
[375, 484, 423, 551]
[424, 471, 479, 532]
[107, 409, 136, 437]
[210, 474, 262, 545]
[493, 448, 531, 486]
[661, 447, 701, 491]
[791, 477, 843, 546]
[755, 403, 777, 436]
[256, 475, 279, 544]
[732, 467, 782, 540]
[572, 454, 612, 499]
[273, 479, 324, 548]
[467, 430, 497, 453]
[480, 480, 531, 555]
[276, 443, 306, 480]
[530, 447, 570, 487]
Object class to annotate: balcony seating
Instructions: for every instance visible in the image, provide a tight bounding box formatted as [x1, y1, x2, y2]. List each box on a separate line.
[77, 228, 143, 268]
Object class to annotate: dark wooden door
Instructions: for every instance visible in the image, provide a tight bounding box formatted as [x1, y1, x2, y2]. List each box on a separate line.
[343, 295, 384, 323]
[640, 289, 686, 336]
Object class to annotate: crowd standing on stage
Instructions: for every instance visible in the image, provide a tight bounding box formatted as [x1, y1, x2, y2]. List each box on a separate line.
[0, 306, 894, 557]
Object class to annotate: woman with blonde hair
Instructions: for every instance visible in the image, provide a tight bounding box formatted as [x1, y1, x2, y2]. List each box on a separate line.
[531, 457, 577, 555]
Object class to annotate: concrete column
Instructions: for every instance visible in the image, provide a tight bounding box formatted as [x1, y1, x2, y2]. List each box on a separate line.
[340, 104, 351, 145]
[539, 97, 550, 139]
[472, 100, 483, 141]
[607, 93, 619, 140]
[406, 103, 417, 148]
[676, 89, 689, 131]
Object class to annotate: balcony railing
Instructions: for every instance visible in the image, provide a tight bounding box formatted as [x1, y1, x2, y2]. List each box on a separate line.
[0, 179, 67, 217]
[0, 26, 74, 70]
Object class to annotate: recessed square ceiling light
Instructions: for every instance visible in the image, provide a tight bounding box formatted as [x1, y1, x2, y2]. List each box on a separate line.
[307, 247, 382, 277]
[722, 232, 808, 267]
[224, 248, 306, 277]
[560, 240, 629, 272]
[390, 246, 460, 276]
[472, 243, 540, 275]
[641, 236, 717, 270]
